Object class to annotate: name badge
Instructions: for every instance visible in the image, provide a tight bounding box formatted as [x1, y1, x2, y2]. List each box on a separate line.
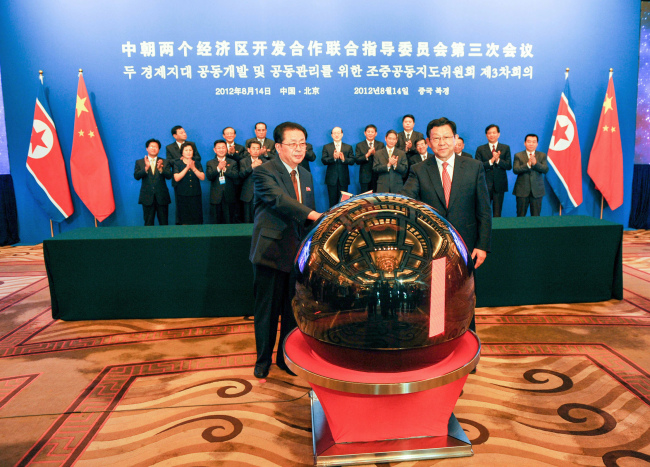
[219, 176, 226, 185]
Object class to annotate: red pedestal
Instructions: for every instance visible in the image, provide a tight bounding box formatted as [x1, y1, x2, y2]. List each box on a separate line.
[284, 329, 480, 446]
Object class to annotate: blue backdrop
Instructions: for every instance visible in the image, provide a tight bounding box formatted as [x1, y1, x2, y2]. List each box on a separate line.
[0, 0, 640, 244]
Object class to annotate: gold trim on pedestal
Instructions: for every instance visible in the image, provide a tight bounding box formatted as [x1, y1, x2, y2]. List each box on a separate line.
[284, 329, 480, 395]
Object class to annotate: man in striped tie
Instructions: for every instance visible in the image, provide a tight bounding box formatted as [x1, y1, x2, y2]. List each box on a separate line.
[401, 117, 491, 336]
[401, 117, 491, 270]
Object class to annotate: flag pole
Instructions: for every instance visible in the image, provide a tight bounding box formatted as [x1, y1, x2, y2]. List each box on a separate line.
[601, 67, 613, 221]
[600, 196, 604, 219]
[50, 220, 54, 237]
[95, 217, 97, 227]
[558, 67, 570, 218]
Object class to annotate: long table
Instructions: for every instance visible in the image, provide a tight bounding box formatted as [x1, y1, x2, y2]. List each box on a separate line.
[44, 225, 255, 320]
[474, 216, 623, 307]
[44, 216, 622, 320]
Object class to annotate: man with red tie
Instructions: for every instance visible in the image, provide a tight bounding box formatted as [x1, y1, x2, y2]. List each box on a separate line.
[401, 117, 491, 333]
[249, 122, 321, 379]
[401, 118, 491, 268]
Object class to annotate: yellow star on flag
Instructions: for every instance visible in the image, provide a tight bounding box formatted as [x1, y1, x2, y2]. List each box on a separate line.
[76, 95, 89, 117]
[78, 129, 84, 137]
[603, 125, 609, 132]
[611, 126, 616, 133]
[89, 130, 95, 138]
[603, 94, 613, 113]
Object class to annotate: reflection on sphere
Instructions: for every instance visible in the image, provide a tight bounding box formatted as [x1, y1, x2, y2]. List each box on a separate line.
[293, 193, 475, 353]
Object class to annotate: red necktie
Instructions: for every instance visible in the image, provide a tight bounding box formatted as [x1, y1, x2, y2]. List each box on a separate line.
[442, 162, 451, 208]
[291, 170, 301, 203]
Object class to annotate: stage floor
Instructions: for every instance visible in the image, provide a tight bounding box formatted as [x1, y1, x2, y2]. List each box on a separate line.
[0, 230, 648, 466]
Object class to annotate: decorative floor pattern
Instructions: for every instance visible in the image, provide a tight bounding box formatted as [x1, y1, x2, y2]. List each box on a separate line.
[0, 231, 648, 466]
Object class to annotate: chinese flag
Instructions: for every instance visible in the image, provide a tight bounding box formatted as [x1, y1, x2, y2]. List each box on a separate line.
[70, 73, 115, 221]
[587, 74, 624, 210]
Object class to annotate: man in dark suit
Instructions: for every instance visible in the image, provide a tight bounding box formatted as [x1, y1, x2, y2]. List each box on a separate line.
[396, 114, 425, 159]
[408, 138, 431, 168]
[222, 126, 246, 222]
[134, 138, 172, 225]
[206, 139, 239, 224]
[245, 122, 276, 159]
[222, 127, 246, 161]
[513, 134, 549, 217]
[454, 136, 473, 158]
[401, 117, 491, 333]
[355, 124, 384, 193]
[321, 127, 355, 207]
[165, 125, 201, 161]
[239, 140, 268, 223]
[374, 130, 408, 193]
[249, 122, 321, 379]
[474, 124, 512, 217]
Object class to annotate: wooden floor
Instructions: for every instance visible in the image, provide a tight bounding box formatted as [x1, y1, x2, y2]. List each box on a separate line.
[0, 232, 648, 466]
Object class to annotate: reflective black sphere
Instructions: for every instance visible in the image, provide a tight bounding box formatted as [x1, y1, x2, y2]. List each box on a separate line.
[293, 193, 475, 351]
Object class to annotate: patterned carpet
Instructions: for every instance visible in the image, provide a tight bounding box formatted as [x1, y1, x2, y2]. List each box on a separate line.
[0, 232, 648, 466]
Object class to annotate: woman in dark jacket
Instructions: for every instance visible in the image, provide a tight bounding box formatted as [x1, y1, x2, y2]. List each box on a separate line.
[173, 142, 205, 224]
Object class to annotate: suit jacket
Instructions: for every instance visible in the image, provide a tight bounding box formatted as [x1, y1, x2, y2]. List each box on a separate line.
[249, 156, 316, 273]
[321, 142, 355, 186]
[397, 131, 425, 157]
[456, 151, 473, 158]
[245, 137, 276, 158]
[373, 147, 408, 193]
[300, 143, 317, 172]
[206, 157, 239, 204]
[239, 156, 269, 202]
[401, 156, 491, 253]
[355, 140, 385, 184]
[166, 141, 201, 162]
[134, 157, 172, 205]
[475, 142, 511, 193]
[408, 152, 432, 168]
[513, 150, 548, 198]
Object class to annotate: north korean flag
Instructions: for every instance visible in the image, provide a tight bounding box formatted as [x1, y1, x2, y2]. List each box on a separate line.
[26, 76, 74, 221]
[546, 78, 583, 213]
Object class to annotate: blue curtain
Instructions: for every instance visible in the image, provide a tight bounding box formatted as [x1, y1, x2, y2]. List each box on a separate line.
[629, 164, 650, 229]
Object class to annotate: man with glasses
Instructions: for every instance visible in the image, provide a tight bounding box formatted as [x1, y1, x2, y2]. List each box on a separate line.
[401, 117, 491, 270]
[401, 117, 491, 334]
[249, 122, 321, 379]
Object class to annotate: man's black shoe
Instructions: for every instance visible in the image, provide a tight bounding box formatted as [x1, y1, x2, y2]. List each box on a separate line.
[254, 365, 269, 379]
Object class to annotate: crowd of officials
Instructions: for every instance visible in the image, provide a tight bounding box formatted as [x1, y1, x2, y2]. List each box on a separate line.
[134, 116, 549, 226]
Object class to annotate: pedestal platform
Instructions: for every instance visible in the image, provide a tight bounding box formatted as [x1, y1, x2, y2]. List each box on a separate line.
[284, 329, 480, 466]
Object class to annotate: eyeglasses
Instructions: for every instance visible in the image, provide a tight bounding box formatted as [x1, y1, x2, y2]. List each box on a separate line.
[430, 136, 455, 145]
[280, 142, 307, 150]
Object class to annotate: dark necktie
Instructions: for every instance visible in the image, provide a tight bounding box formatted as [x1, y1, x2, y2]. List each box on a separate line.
[291, 170, 301, 203]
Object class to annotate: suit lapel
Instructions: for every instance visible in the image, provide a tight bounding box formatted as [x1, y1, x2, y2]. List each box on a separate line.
[275, 160, 297, 200]
[424, 158, 446, 209]
[448, 157, 465, 210]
